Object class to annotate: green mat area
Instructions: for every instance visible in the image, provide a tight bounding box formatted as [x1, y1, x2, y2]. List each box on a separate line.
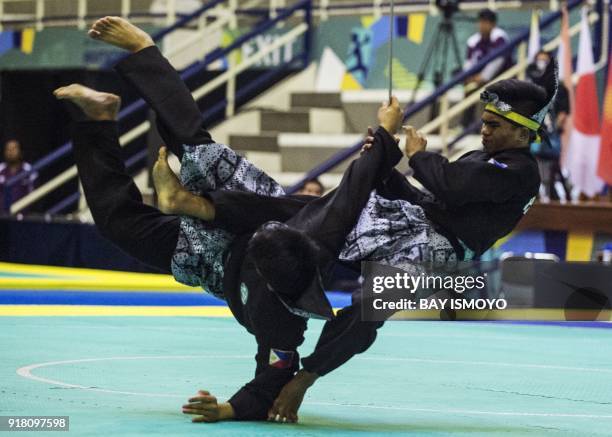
[2, 318, 611, 436]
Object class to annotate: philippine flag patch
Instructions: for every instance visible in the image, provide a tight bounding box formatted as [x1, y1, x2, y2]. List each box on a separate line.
[487, 158, 508, 169]
[269, 349, 295, 369]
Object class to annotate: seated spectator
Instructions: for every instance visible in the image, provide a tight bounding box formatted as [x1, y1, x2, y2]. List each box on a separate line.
[0, 139, 37, 213]
[296, 178, 324, 197]
[464, 9, 511, 89]
[462, 9, 512, 127]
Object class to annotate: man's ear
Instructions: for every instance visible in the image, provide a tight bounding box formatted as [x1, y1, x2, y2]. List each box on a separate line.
[518, 127, 531, 143]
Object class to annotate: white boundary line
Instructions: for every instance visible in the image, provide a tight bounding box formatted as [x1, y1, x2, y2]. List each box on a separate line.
[16, 355, 251, 398]
[14, 354, 612, 419]
[359, 356, 612, 374]
[306, 401, 612, 419]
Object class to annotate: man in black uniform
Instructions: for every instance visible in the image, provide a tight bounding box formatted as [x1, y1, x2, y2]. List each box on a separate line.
[214, 64, 556, 420]
[146, 73, 552, 421]
[54, 16, 404, 423]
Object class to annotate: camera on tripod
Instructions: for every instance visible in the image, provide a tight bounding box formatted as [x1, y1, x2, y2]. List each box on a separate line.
[408, 0, 463, 110]
[435, 0, 460, 19]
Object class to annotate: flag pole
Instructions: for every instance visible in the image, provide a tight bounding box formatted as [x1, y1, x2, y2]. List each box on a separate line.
[388, 0, 395, 102]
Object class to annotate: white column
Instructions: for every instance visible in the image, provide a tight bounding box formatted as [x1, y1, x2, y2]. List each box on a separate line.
[440, 92, 450, 156]
[166, 0, 176, 26]
[35, 0, 45, 31]
[77, 0, 87, 30]
[121, 0, 131, 18]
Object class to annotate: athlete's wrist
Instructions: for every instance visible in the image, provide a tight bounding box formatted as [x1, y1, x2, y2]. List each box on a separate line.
[218, 402, 236, 420]
[295, 369, 319, 387]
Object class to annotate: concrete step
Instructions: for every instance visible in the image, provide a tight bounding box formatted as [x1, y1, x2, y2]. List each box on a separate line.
[291, 92, 342, 109]
[310, 108, 346, 134]
[230, 132, 279, 153]
[277, 133, 480, 173]
[341, 89, 465, 133]
[259, 108, 346, 135]
[260, 109, 310, 133]
[268, 172, 343, 192]
[278, 133, 359, 173]
[242, 151, 282, 174]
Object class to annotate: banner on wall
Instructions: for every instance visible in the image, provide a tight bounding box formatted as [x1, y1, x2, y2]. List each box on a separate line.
[0, 28, 36, 56]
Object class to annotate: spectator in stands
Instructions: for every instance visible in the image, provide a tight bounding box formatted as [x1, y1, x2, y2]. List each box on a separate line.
[0, 139, 37, 213]
[296, 178, 324, 197]
[526, 50, 570, 201]
[462, 9, 511, 127]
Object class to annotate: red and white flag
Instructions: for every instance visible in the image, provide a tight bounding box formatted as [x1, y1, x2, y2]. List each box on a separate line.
[565, 7, 604, 197]
[597, 57, 612, 185]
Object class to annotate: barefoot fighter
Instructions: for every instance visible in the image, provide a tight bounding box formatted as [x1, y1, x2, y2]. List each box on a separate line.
[55, 16, 405, 423]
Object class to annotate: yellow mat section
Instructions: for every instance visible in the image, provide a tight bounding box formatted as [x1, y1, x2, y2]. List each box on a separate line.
[0, 262, 200, 292]
[0, 305, 233, 317]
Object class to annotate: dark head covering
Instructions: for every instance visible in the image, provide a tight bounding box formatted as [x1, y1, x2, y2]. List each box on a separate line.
[480, 58, 559, 143]
[248, 221, 333, 321]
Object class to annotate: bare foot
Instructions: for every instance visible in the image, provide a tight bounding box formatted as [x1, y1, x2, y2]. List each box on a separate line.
[53, 84, 120, 121]
[153, 147, 215, 220]
[153, 146, 186, 214]
[88, 16, 154, 53]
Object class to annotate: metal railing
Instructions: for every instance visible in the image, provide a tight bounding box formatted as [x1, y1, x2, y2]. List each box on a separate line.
[0, 0, 301, 30]
[313, 0, 557, 20]
[287, 0, 608, 194]
[4, 0, 312, 214]
[0, 0, 567, 30]
[0, 0, 174, 30]
[246, 0, 562, 20]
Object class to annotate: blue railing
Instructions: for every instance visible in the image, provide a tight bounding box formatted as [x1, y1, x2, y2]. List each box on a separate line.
[4, 0, 313, 214]
[286, 0, 587, 194]
[2, 0, 225, 212]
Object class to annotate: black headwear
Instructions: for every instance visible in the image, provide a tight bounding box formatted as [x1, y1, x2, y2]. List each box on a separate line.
[480, 58, 559, 144]
[250, 221, 334, 321]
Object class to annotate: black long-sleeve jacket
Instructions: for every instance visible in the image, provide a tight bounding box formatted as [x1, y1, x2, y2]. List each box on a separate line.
[380, 148, 540, 256]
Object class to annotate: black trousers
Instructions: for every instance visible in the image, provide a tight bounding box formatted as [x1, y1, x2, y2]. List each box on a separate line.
[72, 46, 216, 273]
[72, 121, 179, 273]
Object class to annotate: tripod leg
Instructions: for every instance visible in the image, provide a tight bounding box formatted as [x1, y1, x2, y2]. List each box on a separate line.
[408, 27, 442, 105]
[429, 28, 451, 120]
[440, 31, 450, 79]
[449, 25, 464, 77]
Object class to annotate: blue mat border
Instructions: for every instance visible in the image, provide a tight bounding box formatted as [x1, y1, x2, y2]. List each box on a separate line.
[0, 290, 353, 308]
[484, 320, 612, 329]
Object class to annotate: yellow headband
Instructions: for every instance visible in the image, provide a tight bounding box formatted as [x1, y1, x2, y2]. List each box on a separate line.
[484, 104, 541, 131]
[484, 104, 542, 143]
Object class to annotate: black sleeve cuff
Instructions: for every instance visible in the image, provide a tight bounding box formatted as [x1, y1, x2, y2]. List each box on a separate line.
[227, 388, 270, 421]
